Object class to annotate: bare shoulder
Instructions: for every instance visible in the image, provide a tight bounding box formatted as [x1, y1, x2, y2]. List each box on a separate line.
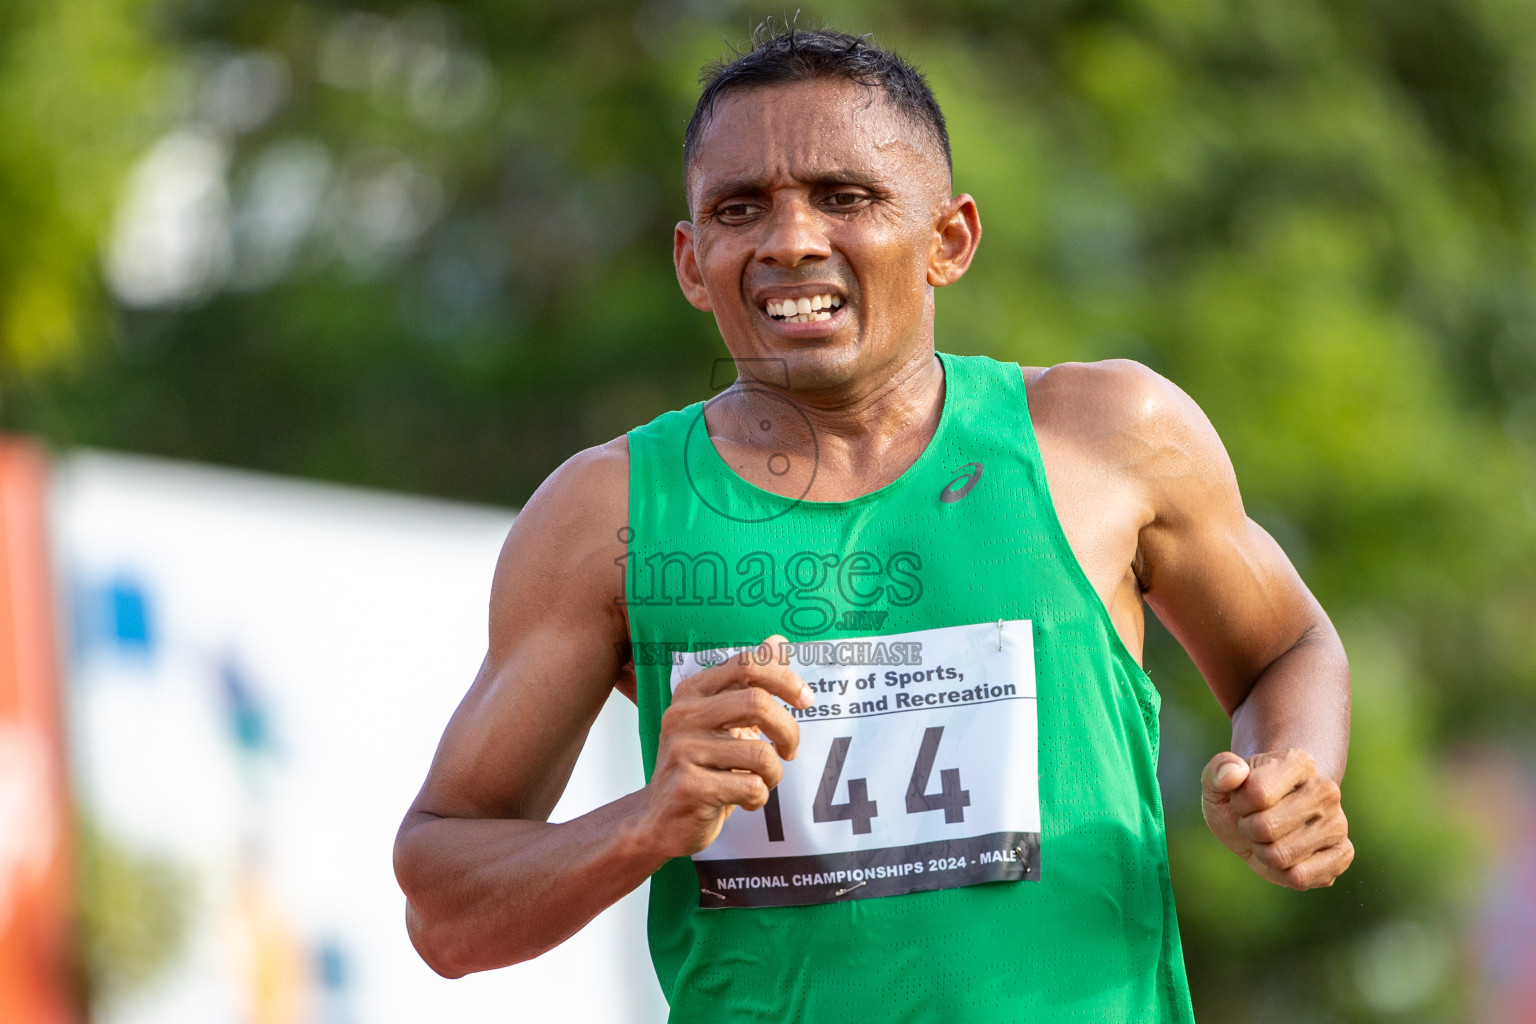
[509, 436, 630, 542]
[1022, 359, 1229, 489]
[410, 436, 634, 826]
[1025, 359, 1204, 445]
[488, 436, 631, 647]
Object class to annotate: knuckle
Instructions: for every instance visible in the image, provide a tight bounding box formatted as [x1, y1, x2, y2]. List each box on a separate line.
[1246, 813, 1279, 844]
[660, 702, 691, 733]
[1287, 747, 1316, 772]
[1264, 776, 1297, 807]
[747, 740, 775, 773]
[1264, 843, 1295, 870]
[1270, 839, 1302, 869]
[759, 754, 784, 788]
[740, 777, 769, 810]
[660, 764, 698, 801]
[1249, 782, 1282, 810]
[747, 686, 776, 717]
[656, 736, 692, 768]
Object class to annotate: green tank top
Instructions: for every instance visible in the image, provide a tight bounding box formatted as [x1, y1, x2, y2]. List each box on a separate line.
[624, 352, 1195, 1023]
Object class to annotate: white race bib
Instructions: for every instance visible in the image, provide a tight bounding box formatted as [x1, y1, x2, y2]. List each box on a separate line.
[670, 620, 1040, 909]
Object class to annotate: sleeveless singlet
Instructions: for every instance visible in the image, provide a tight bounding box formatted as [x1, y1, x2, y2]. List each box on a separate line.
[624, 352, 1195, 1022]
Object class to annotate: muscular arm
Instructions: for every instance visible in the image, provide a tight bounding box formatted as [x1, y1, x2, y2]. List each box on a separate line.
[1130, 377, 1350, 780]
[1033, 361, 1352, 889]
[1136, 369, 1352, 888]
[393, 440, 811, 977]
[393, 441, 648, 976]
[1135, 378, 1353, 887]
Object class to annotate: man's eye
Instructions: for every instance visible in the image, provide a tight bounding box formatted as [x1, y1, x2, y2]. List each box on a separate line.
[717, 202, 757, 219]
[827, 192, 866, 208]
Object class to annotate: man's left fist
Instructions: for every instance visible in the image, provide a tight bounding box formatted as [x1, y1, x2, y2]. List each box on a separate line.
[1200, 748, 1354, 890]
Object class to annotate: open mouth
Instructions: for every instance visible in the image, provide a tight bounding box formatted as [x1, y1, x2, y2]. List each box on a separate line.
[763, 293, 845, 324]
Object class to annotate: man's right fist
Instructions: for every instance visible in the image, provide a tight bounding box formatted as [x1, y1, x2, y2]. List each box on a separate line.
[640, 636, 812, 858]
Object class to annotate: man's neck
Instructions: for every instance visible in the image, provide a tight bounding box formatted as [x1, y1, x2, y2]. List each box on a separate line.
[705, 345, 946, 502]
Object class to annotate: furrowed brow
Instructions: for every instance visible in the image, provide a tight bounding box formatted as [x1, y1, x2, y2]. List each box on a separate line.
[696, 175, 770, 212]
[810, 169, 889, 191]
[695, 168, 891, 211]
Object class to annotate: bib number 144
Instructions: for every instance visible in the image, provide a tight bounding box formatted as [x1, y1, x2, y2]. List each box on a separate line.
[761, 726, 971, 840]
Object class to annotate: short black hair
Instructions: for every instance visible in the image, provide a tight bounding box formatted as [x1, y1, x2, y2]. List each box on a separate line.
[683, 23, 952, 178]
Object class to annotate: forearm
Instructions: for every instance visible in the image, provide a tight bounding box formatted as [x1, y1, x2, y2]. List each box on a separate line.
[394, 789, 666, 977]
[1229, 622, 1350, 783]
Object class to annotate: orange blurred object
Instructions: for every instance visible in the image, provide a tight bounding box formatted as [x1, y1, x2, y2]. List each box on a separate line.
[0, 437, 77, 1024]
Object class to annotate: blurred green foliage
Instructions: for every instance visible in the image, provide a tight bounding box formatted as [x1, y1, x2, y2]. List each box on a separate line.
[4, 0, 1535, 1019]
[75, 817, 189, 1005]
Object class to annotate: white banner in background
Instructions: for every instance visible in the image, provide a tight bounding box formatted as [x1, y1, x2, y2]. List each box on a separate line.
[55, 451, 664, 1024]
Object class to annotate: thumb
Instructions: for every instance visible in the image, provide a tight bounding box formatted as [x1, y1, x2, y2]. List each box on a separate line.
[1201, 752, 1250, 801]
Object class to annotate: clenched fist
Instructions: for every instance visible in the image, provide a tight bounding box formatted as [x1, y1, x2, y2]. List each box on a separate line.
[639, 636, 812, 859]
[1201, 748, 1354, 890]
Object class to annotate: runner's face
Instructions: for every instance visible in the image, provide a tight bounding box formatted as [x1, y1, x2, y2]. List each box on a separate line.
[676, 79, 956, 389]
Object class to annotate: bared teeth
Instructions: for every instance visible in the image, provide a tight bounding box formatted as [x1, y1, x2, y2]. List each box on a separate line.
[764, 293, 844, 320]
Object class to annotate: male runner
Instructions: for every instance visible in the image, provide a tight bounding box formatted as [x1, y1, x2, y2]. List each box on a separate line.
[394, 27, 1352, 1022]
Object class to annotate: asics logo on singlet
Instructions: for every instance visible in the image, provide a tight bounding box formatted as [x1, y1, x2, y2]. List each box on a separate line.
[940, 462, 983, 503]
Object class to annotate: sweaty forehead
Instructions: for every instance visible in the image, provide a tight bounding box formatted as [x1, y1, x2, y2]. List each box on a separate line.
[686, 79, 948, 207]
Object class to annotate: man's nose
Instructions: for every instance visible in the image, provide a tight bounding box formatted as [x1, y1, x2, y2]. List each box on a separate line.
[755, 197, 831, 268]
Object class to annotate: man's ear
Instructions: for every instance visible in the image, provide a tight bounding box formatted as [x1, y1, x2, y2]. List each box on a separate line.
[927, 194, 982, 287]
[674, 221, 713, 311]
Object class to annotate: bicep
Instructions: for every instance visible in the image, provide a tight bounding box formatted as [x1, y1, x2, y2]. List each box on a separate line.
[408, 445, 631, 823]
[1135, 403, 1324, 717]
